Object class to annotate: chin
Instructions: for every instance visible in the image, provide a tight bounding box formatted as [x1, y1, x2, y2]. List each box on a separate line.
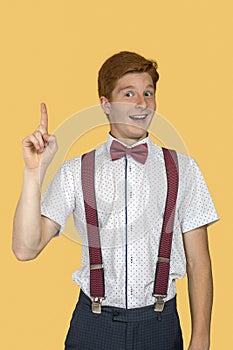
[126, 128, 147, 141]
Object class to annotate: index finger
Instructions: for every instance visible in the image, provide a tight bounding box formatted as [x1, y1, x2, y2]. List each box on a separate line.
[40, 102, 48, 132]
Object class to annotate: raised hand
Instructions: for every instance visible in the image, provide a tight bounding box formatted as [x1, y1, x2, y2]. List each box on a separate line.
[22, 103, 58, 170]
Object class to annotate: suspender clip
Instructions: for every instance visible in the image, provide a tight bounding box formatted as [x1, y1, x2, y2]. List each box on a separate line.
[92, 297, 105, 314]
[90, 264, 104, 270]
[153, 295, 166, 312]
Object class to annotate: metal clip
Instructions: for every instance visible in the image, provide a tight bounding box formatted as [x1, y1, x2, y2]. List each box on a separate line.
[92, 297, 104, 314]
[90, 264, 104, 270]
[153, 295, 166, 312]
[157, 257, 170, 263]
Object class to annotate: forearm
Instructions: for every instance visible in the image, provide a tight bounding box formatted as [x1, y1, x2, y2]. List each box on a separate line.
[187, 258, 213, 350]
[12, 167, 46, 260]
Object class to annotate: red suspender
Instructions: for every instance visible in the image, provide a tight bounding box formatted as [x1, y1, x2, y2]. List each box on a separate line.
[81, 150, 105, 314]
[153, 148, 179, 311]
[81, 147, 179, 313]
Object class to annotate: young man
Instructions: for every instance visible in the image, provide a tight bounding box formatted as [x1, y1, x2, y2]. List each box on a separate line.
[13, 51, 219, 350]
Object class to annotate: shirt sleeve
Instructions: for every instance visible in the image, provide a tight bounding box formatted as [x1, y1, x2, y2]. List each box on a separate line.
[41, 159, 76, 236]
[179, 157, 220, 233]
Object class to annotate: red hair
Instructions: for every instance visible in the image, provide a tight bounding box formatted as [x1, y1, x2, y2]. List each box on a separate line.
[98, 51, 159, 99]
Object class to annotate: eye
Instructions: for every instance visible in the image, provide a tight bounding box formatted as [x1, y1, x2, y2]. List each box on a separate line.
[124, 91, 134, 97]
[144, 91, 154, 97]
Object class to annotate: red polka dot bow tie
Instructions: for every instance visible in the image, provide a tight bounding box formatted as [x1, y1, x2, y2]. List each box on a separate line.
[110, 140, 148, 164]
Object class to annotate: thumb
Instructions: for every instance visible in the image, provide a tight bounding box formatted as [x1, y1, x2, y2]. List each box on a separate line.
[43, 133, 58, 149]
[43, 133, 56, 143]
[43, 133, 50, 143]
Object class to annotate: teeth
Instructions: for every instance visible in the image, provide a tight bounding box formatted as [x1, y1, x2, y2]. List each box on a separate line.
[130, 115, 147, 120]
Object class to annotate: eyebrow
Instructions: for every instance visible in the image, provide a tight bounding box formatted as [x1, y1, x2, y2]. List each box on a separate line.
[117, 84, 155, 93]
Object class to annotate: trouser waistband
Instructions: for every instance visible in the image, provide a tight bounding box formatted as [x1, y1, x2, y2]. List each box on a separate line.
[77, 290, 177, 323]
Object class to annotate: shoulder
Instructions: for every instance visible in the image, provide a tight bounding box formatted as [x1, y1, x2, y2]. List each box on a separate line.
[176, 152, 195, 173]
[60, 141, 107, 173]
[149, 140, 195, 170]
[60, 156, 82, 172]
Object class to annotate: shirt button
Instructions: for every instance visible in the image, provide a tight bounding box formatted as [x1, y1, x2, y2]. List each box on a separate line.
[113, 311, 119, 316]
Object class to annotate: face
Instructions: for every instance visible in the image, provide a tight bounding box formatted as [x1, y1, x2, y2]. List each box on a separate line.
[100, 72, 156, 145]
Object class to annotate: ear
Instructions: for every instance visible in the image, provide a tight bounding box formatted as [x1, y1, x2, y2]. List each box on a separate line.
[100, 96, 111, 116]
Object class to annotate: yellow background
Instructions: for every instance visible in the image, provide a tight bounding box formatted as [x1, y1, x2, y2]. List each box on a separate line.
[1, 0, 232, 349]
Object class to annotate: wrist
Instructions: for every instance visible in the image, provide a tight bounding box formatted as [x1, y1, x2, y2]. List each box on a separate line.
[24, 166, 47, 188]
[188, 336, 210, 350]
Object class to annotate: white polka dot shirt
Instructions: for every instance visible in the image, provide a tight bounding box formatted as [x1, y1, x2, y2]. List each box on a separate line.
[41, 133, 219, 308]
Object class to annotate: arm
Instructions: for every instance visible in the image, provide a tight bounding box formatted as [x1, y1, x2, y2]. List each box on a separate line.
[12, 103, 59, 261]
[183, 225, 213, 350]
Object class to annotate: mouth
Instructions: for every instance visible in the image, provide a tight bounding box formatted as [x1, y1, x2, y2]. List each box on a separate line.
[129, 114, 148, 121]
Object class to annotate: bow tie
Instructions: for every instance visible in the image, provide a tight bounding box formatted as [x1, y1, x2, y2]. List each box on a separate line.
[110, 140, 148, 164]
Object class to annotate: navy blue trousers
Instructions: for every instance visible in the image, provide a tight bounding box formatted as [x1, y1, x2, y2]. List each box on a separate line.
[65, 290, 183, 350]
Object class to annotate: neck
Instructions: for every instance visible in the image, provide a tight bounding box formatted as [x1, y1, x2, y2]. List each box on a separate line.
[110, 132, 148, 146]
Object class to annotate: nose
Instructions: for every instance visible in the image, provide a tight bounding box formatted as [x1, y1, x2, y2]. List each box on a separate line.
[135, 94, 147, 109]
